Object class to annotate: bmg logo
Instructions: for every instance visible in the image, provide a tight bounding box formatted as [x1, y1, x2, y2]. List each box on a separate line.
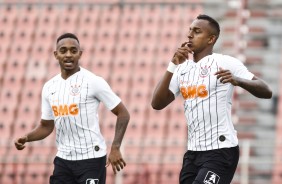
[86, 179, 99, 184]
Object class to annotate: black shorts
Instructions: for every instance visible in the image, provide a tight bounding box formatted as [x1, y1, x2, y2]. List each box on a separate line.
[50, 156, 106, 184]
[179, 146, 239, 184]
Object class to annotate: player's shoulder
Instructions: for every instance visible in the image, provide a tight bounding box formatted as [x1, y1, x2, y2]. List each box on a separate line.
[80, 67, 102, 79]
[79, 67, 107, 83]
[43, 73, 61, 88]
[212, 53, 243, 65]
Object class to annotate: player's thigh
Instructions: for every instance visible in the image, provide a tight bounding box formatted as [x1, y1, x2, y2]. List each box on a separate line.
[180, 169, 197, 184]
[179, 151, 198, 184]
[194, 147, 239, 184]
[194, 167, 232, 184]
[50, 157, 76, 184]
[75, 156, 107, 184]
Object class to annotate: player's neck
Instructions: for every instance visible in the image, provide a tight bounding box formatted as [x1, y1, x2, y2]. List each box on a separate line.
[61, 67, 81, 80]
[193, 49, 213, 63]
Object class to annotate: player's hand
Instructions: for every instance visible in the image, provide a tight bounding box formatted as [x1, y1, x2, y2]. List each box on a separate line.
[14, 136, 28, 150]
[172, 42, 194, 65]
[214, 67, 239, 86]
[106, 146, 126, 174]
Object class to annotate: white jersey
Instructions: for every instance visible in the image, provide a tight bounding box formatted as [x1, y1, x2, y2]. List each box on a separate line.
[169, 53, 254, 151]
[41, 67, 121, 160]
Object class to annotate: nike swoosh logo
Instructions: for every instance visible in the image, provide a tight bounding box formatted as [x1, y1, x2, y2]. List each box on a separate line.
[180, 72, 187, 76]
[51, 92, 56, 95]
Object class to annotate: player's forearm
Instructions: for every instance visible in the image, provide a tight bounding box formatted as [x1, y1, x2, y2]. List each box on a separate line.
[151, 71, 175, 110]
[26, 120, 54, 142]
[236, 77, 272, 99]
[112, 115, 130, 148]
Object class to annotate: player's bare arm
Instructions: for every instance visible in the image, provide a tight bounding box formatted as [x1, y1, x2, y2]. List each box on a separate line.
[106, 102, 130, 174]
[215, 68, 272, 99]
[151, 42, 193, 110]
[14, 119, 54, 150]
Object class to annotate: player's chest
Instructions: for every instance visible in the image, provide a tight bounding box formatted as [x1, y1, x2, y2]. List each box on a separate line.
[178, 64, 222, 100]
[179, 63, 220, 85]
[48, 81, 91, 105]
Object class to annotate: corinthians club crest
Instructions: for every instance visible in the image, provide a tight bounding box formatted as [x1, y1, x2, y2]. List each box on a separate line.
[199, 58, 214, 78]
[199, 64, 211, 78]
[70, 84, 81, 96]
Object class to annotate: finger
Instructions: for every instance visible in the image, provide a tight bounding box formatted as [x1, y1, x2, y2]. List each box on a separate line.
[177, 50, 189, 58]
[18, 145, 25, 150]
[14, 140, 20, 146]
[116, 161, 124, 170]
[105, 160, 110, 167]
[112, 164, 117, 174]
[178, 44, 194, 54]
[14, 141, 23, 148]
[216, 73, 223, 78]
[217, 73, 228, 80]
[176, 52, 188, 60]
[220, 76, 231, 83]
[120, 158, 126, 167]
[215, 70, 229, 77]
[16, 145, 25, 150]
[18, 136, 27, 144]
[179, 47, 194, 54]
[178, 47, 191, 53]
[116, 159, 126, 171]
[18, 138, 25, 144]
[181, 42, 188, 47]
[220, 79, 229, 84]
[176, 49, 189, 58]
[115, 164, 121, 172]
[214, 67, 225, 75]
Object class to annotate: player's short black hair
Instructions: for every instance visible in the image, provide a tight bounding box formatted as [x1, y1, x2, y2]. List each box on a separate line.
[197, 14, 220, 37]
[56, 33, 80, 44]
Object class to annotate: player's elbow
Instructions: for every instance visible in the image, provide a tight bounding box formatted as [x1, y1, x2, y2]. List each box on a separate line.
[125, 112, 130, 122]
[151, 95, 174, 110]
[121, 109, 130, 122]
[151, 101, 164, 110]
[264, 89, 272, 99]
[257, 88, 272, 99]
[262, 85, 273, 99]
[151, 104, 160, 110]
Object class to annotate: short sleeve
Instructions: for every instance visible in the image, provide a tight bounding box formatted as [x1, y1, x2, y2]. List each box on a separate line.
[222, 55, 254, 80]
[169, 68, 181, 98]
[41, 84, 55, 120]
[94, 77, 121, 110]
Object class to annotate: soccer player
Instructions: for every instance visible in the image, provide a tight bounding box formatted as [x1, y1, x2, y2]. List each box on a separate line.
[14, 33, 130, 184]
[151, 14, 272, 184]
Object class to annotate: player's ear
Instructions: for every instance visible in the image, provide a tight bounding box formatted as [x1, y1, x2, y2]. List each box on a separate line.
[208, 35, 217, 45]
[78, 50, 83, 59]
[54, 51, 58, 59]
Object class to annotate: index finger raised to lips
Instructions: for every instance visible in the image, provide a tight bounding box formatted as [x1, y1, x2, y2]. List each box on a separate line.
[181, 42, 188, 47]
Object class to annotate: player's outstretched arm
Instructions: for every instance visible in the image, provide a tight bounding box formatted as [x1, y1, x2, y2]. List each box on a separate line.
[106, 102, 130, 174]
[14, 119, 54, 150]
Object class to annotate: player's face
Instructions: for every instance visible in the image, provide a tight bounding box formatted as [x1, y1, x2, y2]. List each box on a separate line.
[186, 19, 216, 54]
[54, 38, 82, 72]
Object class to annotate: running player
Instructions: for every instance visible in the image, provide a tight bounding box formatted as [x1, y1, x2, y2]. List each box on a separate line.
[14, 33, 130, 184]
[151, 14, 272, 184]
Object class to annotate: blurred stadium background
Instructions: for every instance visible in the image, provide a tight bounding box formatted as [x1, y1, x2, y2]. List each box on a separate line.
[0, 0, 281, 183]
